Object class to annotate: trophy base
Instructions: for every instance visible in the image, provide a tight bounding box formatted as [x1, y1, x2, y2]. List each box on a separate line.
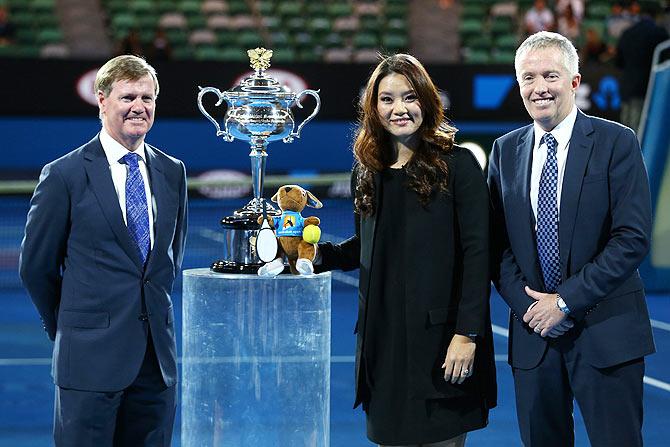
[210, 260, 262, 274]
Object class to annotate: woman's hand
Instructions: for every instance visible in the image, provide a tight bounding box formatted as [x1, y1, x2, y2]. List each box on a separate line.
[441, 334, 476, 384]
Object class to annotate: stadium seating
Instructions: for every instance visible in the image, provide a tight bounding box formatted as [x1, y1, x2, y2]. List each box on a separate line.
[98, 0, 409, 62]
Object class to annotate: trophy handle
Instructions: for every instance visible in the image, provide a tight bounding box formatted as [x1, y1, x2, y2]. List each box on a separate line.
[284, 89, 321, 143]
[197, 86, 234, 142]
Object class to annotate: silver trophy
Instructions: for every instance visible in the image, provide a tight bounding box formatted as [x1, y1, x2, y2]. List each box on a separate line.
[197, 48, 321, 273]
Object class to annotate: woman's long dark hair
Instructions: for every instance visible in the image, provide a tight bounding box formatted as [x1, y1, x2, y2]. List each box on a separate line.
[354, 54, 456, 217]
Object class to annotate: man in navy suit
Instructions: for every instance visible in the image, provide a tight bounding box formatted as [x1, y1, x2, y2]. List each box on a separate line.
[19, 55, 187, 446]
[488, 32, 654, 447]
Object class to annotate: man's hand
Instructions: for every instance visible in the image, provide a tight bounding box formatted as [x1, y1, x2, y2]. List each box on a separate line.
[522, 286, 568, 337]
[442, 334, 476, 384]
[546, 319, 574, 338]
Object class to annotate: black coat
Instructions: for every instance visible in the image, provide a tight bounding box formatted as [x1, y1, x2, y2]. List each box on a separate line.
[317, 146, 497, 409]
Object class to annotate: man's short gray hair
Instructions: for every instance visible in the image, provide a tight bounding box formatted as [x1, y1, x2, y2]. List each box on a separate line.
[515, 31, 580, 77]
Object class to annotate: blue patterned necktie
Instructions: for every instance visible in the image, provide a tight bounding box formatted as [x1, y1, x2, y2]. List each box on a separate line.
[537, 133, 561, 292]
[121, 152, 150, 264]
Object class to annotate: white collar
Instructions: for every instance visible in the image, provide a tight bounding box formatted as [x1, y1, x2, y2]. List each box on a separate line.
[533, 106, 578, 151]
[99, 127, 147, 165]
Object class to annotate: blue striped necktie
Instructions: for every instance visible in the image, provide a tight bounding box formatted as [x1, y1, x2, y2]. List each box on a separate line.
[121, 152, 150, 264]
[537, 133, 561, 292]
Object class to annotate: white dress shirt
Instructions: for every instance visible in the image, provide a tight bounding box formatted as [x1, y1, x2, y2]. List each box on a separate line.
[530, 106, 578, 222]
[99, 128, 155, 248]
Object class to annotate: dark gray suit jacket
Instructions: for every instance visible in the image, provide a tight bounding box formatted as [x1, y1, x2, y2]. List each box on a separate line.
[20, 134, 188, 391]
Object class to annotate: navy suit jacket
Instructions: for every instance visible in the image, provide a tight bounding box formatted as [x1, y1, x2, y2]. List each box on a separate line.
[19, 135, 188, 391]
[488, 111, 655, 369]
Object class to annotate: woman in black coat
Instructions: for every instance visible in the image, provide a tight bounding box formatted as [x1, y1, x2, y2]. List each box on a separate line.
[315, 54, 496, 446]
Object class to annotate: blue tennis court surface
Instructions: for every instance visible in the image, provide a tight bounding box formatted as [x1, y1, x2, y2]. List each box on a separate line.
[1, 197, 668, 446]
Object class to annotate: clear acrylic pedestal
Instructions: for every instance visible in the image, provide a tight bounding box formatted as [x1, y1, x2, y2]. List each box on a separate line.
[181, 269, 332, 447]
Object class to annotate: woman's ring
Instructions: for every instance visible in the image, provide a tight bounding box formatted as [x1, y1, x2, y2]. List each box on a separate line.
[463, 369, 470, 376]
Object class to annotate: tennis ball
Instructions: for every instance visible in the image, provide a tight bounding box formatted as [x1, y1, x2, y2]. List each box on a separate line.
[302, 224, 321, 244]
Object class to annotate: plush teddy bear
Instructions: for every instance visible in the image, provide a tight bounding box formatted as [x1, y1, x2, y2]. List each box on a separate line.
[257, 184, 323, 277]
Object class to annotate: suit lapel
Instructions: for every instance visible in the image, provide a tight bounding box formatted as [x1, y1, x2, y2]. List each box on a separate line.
[559, 111, 594, 276]
[84, 136, 144, 271]
[513, 126, 544, 287]
[144, 145, 168, 271]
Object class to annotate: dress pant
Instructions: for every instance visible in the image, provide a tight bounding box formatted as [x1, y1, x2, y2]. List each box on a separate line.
[513, 334, 644, 447]
[54, 334, 176, 447]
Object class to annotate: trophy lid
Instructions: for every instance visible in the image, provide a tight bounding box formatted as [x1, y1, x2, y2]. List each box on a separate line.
[227, 48, 293, 97]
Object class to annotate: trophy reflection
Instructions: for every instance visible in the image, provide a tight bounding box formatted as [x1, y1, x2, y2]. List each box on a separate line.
[197, 48, 321, 273]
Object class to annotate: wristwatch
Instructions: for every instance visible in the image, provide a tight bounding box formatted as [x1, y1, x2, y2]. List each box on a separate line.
[556, 294, 570, 314]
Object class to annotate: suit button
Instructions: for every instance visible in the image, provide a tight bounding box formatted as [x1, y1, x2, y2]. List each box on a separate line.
[144, 279, 149, 284]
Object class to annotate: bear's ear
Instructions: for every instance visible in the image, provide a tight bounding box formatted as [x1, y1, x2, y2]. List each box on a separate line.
[306, 190, 323, 209]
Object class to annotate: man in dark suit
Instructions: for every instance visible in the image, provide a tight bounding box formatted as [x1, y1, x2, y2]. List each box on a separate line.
[19, 55, 188, 446]
[488, 32, 654, 447]
[616, 1, 669, 131]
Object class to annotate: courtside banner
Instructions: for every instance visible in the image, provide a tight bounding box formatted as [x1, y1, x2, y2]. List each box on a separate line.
[0, 58, 622, 122]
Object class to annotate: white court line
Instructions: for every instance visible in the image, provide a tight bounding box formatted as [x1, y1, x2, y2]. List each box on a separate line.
[330, 275, 670, 393]
[0, 358, 51, 366]
[651, 319, 670, 332]
[0, 355, 510, 367]
[644, 376, 670, 392]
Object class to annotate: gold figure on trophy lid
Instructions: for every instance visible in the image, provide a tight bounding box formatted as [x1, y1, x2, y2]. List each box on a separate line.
[248, 48, 273, 72]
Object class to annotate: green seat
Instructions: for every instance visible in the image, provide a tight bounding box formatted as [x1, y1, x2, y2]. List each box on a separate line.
[462, 4, 487, 19]
[216, 30, 237, 45]
[34, 12, 59, 27]
[219, 46, 248, 61]
[308, 17, 331, 34]
[166, 29, 189, 45]
[15, 27, 38, 44]
[36, 27, 63, 44]
[227, 0, 249, 15]
[465, 34, 493, 51]
[277, 1, 302, 17]
[271, 47, 297, 62]
[321, 31, 343, 48]
[293, 32, 313, 49]
[360, 16, 382, 31]
[305, 3, 327, 16]
[490, 19, 513, 36]
[136, 14, 160, 29]
[495, 34, 518, 51]
[236, 30, 264, 48]
[0, 44, 40, 57]
[187, 14, 207, 29]
[111, 13, 137, 30]
[491, 50, 515, 64]
[382, 33, 408, 51]
[30, 0, 56, 13]
[327, 3, 352, 18]
[284, 16, 306, 31]
[464, 49, 490, 63]
[459, 19, 483, 36]
[257, 1, 275, 15]
[353, 32, 378, 49]
[386, 18, 407, 32]
[172, 45, 193, 60]
[178, 0, 201, 17]
[270, 31, 291, 46]
[195, 45, 224, 60]
[298, 48, 322, 62]
[385, 4, 407, 19]
[128, 0, 153, 14]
